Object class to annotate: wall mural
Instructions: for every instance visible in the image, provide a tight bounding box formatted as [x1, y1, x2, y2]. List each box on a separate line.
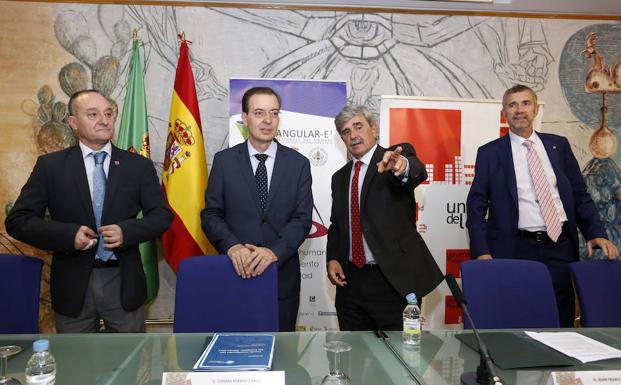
[0, 1, 618, 331]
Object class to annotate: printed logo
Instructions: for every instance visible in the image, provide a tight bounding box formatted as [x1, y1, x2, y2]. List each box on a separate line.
[446, 201, 466, 229]
[308, 147, 328, 166]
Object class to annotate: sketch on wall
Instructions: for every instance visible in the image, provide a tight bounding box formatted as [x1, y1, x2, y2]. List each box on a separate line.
[559, 23, 621, 257]
[1, 1, 619, 329]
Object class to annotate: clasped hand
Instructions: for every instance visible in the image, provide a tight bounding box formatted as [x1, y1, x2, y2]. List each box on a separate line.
[227, 243, 277, 279]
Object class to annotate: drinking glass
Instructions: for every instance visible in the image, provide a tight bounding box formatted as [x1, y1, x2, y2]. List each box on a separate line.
[320, 341, 352, 385]
[0, 345, 22, 385]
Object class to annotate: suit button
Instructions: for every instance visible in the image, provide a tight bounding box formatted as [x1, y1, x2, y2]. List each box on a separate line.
[262, 219, 267, 224]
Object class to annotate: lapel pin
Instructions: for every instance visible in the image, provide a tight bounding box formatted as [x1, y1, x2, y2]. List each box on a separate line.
[114, 160, 120, 166]
[553, 146, 557, 150]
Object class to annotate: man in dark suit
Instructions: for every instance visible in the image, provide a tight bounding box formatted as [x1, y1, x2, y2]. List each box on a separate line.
[201, 87, 313, 331]
[326, 104, 443, 331]
[466, 84, 618, 327]
[5, 89, 172, 332]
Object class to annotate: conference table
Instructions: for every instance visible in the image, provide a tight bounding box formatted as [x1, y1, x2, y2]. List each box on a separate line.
[2, 329, 621, 385]
[384, 328, 621, 385]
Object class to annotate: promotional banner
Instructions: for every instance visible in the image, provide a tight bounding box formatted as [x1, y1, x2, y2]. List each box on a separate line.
[229, 78, 347, 331]
[380, 95, 543, 329]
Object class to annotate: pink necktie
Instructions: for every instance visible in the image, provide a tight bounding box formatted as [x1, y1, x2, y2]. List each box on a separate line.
[351, 161, 365, 268]
[523, 140, 562, 242]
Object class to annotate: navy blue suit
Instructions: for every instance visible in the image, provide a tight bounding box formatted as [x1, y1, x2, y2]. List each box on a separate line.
[467, 133, 606, 325]
[201, 141, 313, 331]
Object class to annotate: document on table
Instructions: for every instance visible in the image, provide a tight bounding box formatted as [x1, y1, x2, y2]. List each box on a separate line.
[525, 331, 621, 363]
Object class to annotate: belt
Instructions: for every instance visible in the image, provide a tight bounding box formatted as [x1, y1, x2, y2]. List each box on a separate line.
[347, 262, 380, 271]
[517, 223, 567, 242]
[93, 259, 119, 268]
[517, 229, 549, 242]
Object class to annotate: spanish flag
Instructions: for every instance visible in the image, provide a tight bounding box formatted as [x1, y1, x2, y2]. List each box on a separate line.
[162, 35, 216, 271]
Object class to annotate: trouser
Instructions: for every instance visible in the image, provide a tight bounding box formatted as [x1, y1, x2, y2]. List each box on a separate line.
[514, 227, 575, 327]
[55, 267, 145, 333]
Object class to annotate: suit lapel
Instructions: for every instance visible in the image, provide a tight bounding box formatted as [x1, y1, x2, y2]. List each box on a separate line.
[498, 135, 518, 206]
[266, 142, 287, 212]
[360, 146, 384, 205]
[102, 146, 122, 222]
[540, 134, 561, 175]
[68, 146, 96, 227]
[237, 143, 264, 214]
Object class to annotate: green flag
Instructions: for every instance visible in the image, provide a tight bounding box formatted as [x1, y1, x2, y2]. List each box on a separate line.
[117, 38, 159, 303]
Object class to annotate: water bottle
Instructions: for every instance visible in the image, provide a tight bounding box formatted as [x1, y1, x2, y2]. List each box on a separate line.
[25, 340, 56, 385]
[403, 293, 422, 347]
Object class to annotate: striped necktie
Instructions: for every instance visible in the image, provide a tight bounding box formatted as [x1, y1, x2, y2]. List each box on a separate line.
[523, 140, 562, 242]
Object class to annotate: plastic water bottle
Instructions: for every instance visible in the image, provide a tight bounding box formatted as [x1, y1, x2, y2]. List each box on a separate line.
[25, 340, 56, 385]
[403, 293, 422, 346]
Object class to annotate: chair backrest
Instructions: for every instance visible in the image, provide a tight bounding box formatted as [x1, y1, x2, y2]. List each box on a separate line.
[0, 254, 43, 334]
[174, 255, 279, 333]
[570, 260, 621, 327]
[460, 259, 560, 329]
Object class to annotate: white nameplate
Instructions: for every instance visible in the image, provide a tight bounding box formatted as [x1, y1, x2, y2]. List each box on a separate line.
[162, 371, 285, 385]
[546, 370, 621, 385]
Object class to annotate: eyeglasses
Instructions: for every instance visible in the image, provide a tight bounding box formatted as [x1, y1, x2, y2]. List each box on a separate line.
[251, 109, 280, 119]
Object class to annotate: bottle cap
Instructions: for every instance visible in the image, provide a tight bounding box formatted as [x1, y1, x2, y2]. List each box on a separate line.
[33, 339, 49, 352]
[406, 293, 417, 303]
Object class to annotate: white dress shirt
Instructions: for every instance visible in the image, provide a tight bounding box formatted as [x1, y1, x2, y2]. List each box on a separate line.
[79, 141, 112, 200]
[248, 140, 278, 191]
[509, 130, 568, 231]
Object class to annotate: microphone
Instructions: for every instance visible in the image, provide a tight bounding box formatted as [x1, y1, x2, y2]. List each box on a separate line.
[445, 274, 503, 385]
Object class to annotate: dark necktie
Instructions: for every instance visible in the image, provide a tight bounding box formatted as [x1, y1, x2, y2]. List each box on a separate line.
[255, 154, 269, 211]
[351, 161, 365, 268]
[92, 152, 113, 261]
[523, 140, 562, 242]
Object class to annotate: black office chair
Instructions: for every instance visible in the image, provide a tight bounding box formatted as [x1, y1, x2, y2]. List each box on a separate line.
[0, 254, 43, 333]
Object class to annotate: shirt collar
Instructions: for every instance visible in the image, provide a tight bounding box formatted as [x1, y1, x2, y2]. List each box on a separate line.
[247, 140, 277, 159]
[508, 129, 541, 148]
[354, 143, 378, 166]
[79, 141, 112, 160]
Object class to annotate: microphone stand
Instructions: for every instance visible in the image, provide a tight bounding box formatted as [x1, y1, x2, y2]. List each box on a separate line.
[445, 274, 503, 385]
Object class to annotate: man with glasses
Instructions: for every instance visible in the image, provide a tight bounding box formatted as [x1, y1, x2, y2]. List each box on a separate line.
[202, 86, 313, 331]
[6, 89, 172, 332]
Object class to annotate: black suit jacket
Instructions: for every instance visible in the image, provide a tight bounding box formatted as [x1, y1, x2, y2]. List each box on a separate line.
[201, 141, 313, 300]
[5, 145, 172, 317]
[327, 144, 443, 298]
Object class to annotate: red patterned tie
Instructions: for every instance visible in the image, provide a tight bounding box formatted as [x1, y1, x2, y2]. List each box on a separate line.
[523, 140, 562, 242]
[351, 161, 365, 268]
